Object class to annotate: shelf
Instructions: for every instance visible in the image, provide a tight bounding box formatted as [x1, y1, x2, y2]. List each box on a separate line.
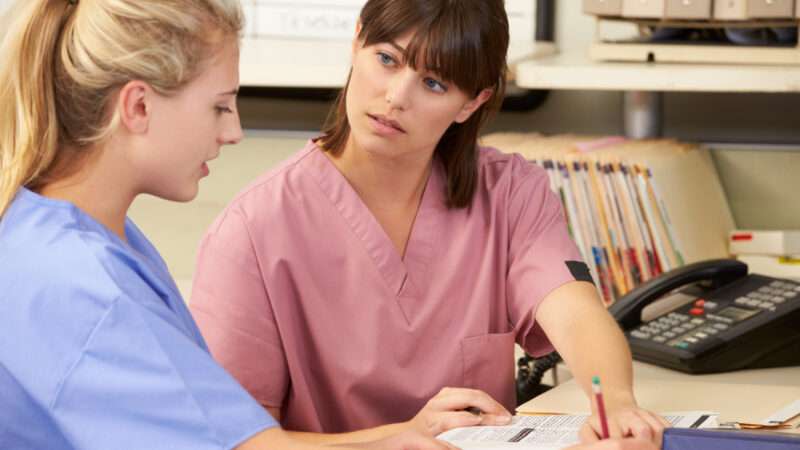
[240, 39, 557, 88]
[515, 51, 800, 93]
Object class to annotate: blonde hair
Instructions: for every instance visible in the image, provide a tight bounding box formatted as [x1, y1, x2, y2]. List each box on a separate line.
[0, 0, 243, 217]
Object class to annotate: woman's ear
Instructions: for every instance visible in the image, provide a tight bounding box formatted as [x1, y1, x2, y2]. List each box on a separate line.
[351, 20, 363, 56]
[454, 88, 495, 124]
[117, 80, 152, 135]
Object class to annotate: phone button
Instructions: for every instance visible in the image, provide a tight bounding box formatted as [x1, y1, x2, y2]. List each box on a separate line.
[631, 330, 650, 339]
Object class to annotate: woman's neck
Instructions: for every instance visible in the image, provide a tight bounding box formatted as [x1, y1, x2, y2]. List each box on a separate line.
[38, 146, 135, 242]
[329, 140, 433, 211]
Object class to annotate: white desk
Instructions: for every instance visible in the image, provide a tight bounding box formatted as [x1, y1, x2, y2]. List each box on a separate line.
[519, 361, 800, 428]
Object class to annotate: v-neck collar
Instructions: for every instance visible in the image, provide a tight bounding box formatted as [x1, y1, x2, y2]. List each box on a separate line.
[306, 141, 444, 312]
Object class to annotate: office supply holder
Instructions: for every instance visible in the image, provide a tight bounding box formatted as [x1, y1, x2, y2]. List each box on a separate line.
[590, 16, 800, 65]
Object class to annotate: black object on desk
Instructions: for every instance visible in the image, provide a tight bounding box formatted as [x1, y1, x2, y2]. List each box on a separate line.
[663, 428, 800, 450]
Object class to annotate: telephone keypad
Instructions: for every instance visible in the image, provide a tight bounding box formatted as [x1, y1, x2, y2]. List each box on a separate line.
[631, 278, 800, 350]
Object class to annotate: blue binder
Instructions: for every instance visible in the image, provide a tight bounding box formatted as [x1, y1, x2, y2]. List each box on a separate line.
[663, 428, 800, 450]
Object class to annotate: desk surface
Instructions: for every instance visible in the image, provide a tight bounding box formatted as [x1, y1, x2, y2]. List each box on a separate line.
[519, 362, 800, 427]
[629, 361, 800, 386]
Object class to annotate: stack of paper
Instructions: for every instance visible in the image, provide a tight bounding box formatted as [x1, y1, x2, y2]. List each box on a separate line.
[516, 378, 800, 427]
[437, 412, 718, 449]
[482, 134, 735, 304]
[729, 229, 800, 281]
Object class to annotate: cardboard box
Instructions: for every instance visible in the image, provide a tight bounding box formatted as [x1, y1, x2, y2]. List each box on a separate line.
[714, 0, 795, 20]
[665, 0, 713, 19]
[623, 0, 665, 18]
[584, 0, 624, 16]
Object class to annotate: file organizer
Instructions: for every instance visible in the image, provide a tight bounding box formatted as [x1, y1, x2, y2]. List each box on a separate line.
[714, 0, 795, 20]
[482, 133, 735, 304]
[583, 0, 800, 65]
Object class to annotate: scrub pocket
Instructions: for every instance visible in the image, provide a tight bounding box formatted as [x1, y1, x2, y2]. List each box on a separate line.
[460, 331, 516, 411]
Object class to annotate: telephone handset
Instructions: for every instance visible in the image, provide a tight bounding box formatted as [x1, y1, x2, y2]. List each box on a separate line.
[611, 259, 800, 374]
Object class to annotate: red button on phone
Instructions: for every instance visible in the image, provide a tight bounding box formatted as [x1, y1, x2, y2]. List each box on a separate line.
[689, 308, 704, 316]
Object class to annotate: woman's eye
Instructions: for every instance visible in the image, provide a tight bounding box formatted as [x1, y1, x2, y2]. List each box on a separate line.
[215, 106, 233, 114]
[424, 78, 447, 93]
[377, 52, 395, 66]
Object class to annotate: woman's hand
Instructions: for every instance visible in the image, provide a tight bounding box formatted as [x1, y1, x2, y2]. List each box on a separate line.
[579, 402, 669, 447]
[405, 387, 512, 437]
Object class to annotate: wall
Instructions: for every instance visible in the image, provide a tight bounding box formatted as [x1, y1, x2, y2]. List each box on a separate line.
[238, 2, 800, 231]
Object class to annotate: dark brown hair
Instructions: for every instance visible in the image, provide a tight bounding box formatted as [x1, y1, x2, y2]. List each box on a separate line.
[318, 0, 509, 209]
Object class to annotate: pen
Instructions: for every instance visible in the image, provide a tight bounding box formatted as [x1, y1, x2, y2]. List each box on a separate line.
[592, 376, 610, 439]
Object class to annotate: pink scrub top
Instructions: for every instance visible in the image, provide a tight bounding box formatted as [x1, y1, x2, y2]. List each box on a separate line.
[190, 140, 584, 433]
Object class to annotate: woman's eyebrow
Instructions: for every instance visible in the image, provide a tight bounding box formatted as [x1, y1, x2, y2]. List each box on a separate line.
[217, 88, 239, 96]
[388, 41, 408, 59]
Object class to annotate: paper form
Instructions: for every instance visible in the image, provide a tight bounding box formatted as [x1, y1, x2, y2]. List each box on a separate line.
[438, 412, 718, 449]
[763, 399, 800, 426]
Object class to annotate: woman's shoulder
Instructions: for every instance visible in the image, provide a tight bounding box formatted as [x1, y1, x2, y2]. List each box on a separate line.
[476, 145, 548, 192]
[0, 193, 159, 314]
[206, 139, 334, 236]
[224, 139, 323, 212]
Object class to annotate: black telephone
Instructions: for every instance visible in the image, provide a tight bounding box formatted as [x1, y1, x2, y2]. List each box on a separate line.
[516, 259, 800, 404]
[609, 258, 800, 374]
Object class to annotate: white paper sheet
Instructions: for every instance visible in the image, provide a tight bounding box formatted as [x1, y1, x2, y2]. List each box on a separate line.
[437, 412, 718, 449]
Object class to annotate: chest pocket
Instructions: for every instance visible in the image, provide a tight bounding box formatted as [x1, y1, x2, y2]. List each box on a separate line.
[460, 331, 516, 411]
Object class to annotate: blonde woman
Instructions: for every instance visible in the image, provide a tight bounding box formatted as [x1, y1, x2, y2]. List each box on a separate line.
[0, 1, 451, 449]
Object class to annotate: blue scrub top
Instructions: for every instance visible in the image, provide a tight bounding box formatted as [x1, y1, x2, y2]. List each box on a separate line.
[0, 189, 277, 450]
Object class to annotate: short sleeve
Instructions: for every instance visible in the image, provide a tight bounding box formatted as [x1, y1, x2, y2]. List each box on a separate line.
[505, 162, 584, 357]
[53, 295, 277, 450]
[190, 206, 289, 409]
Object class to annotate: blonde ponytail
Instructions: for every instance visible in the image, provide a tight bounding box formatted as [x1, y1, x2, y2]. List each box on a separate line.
[0, 0, 243, 217]
[0, 0, 71, 218]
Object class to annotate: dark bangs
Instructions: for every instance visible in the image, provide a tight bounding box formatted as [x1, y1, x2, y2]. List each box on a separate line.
[359, 0, 506, 97]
